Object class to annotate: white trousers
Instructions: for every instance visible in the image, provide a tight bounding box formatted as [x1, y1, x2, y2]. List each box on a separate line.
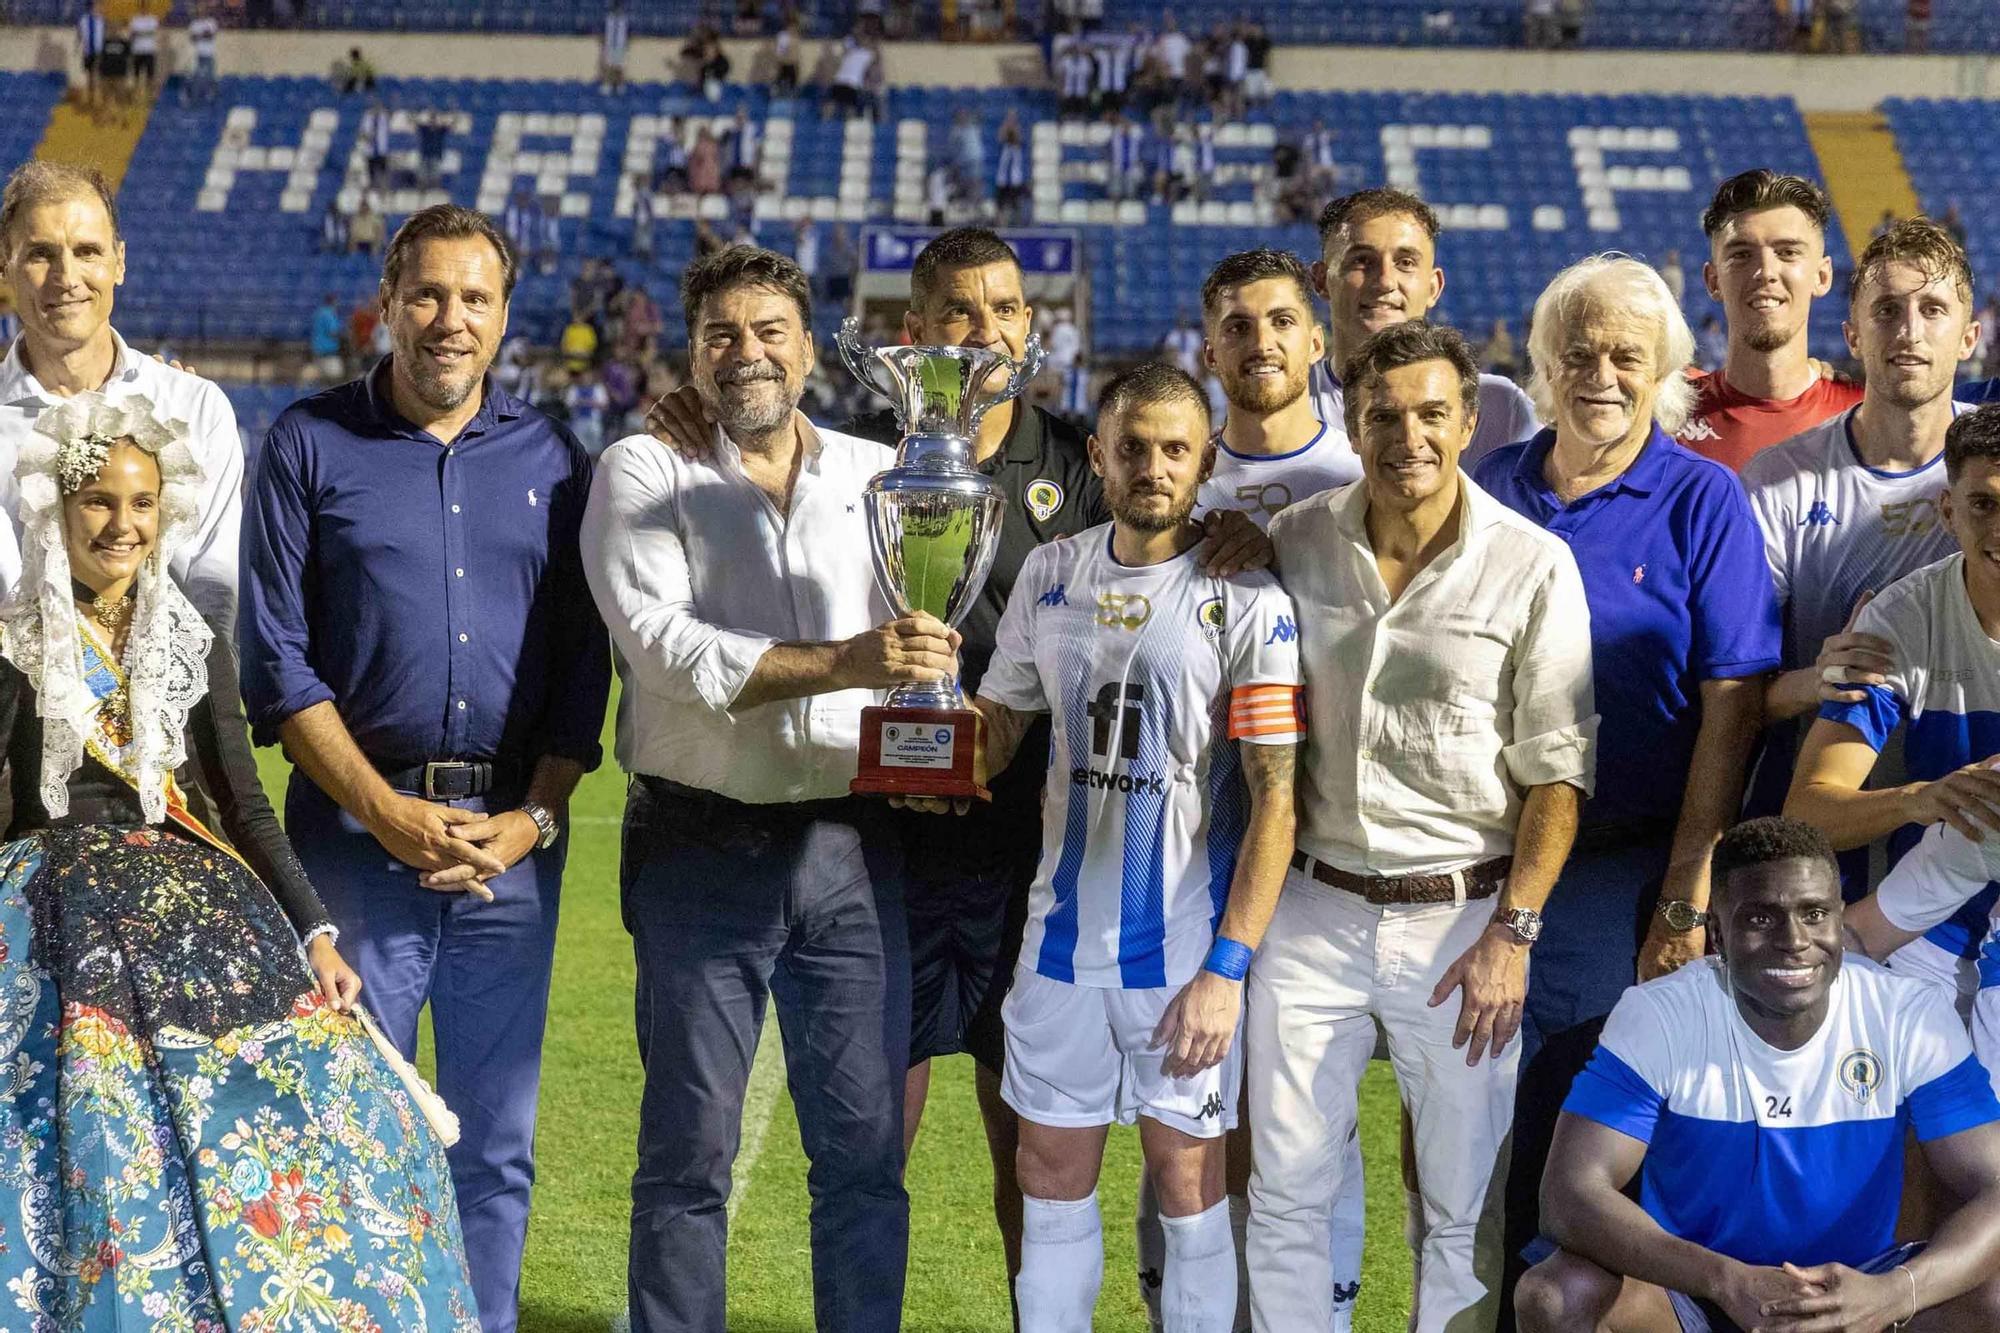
[1246, 870, 1516, 1332]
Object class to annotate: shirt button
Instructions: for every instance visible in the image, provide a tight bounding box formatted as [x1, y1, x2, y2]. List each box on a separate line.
[457, 700, 467, 710]
[1358, 747, 1374, 762]
[451, 504, 461, 514]
[458, 633, 468, 643]
[455, 568, 464, 578]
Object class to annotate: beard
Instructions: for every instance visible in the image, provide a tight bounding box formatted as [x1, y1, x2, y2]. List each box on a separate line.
[706, 367, 798, 436]
[1109, 484, 1197, 533]
[398, 343, 486, 412]
[1220, 361, 1308, 417]
[1743, 319, 1802, 355]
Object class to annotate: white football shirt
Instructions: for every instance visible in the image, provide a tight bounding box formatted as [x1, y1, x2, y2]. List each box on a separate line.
[1194, 420, 1359, 529]
[980, 525, 1305, 989]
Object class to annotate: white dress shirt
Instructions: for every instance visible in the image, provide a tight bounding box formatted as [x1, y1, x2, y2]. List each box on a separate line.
[581, 420, 895, 804]
[0, 329, 243, 633]
[1268, 473, 1597, 877]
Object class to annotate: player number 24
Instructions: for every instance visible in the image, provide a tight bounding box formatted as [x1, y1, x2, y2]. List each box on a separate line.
[1763, 1094, 1793, 1119]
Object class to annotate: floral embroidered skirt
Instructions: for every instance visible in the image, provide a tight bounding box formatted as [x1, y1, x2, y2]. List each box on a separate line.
[0, 825, 481, 1332]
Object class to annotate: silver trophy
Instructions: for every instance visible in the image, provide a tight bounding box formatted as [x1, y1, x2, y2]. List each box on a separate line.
[838, 315, 1043, 796]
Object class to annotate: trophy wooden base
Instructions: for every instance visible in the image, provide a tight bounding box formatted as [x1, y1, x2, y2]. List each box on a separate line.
[851, 705, 989, 800]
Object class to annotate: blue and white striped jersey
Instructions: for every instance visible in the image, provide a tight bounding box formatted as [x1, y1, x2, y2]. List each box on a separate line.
[981, 525, 1304, 989]
[1565, 956, 1999, 1267]
[1821, 554, 2000, 962]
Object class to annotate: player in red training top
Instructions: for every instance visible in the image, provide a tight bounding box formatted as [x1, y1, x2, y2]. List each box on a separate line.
[1678, 169, 1863, 471]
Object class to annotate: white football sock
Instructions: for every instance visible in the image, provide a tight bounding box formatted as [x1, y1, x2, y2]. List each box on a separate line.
[1331, 1127, 1366, 1332]
[1137, 1171, 1166, 1331]
[1018, 1192, 1102, 1333]
[1160, 1197, 1237, 1333]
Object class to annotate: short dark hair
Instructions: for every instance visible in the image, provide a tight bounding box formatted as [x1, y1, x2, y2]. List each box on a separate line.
[679, 244, 813, 338]
[380, 204, 518, 302]
[1945, 404, 2000, 482]
[1700, 169, 1832, 238]
[1338, 320, 1479, 438]
[0, 161, 121, 251]
[910, 227, 1024, 309]
[1317, 187, 1440, 254]
[1098, 362, 1211, 436]
[1199, 248, 1316, 323]
[1848, 216, 1975, 311]
[1710, 816, 1839, 894]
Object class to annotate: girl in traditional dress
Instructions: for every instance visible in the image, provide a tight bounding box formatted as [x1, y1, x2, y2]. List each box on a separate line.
[0, 390, 481, 1331]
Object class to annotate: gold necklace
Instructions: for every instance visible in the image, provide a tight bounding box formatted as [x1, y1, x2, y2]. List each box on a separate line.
[71, 579, 134, 636]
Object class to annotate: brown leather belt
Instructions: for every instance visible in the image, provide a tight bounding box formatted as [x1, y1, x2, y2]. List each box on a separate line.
[1289, 850, 1512, 906]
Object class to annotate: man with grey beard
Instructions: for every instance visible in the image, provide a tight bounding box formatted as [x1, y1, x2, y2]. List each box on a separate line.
[582, 245, 955, 1332]
[241, 204, 611, 1333]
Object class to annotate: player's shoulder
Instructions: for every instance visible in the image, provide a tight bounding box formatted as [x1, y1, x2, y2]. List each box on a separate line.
[1604, 957, 1729, 1056]
[1836, 954, 1964, 1042]
[1740, 410, 1850, 492]
[1868, 552, 1964, 630]
[1023, 521, 1109, 580]
[1463, 470, 1579, 567]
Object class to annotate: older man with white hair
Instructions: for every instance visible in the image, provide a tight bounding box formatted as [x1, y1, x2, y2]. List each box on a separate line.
[1471, 255, 1781, 1310]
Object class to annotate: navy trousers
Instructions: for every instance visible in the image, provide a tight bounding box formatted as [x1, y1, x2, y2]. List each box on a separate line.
[286, 773, 565, 1333]
[621, 775, 911, 1333]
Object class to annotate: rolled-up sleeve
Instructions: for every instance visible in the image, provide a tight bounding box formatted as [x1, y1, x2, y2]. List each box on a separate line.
[1502, 548, 1598, 794]
[580, 443, 778, 713]
[177, 380, 245, 639]
[238, 417, 334, 744]
[533, 436, 612, 769]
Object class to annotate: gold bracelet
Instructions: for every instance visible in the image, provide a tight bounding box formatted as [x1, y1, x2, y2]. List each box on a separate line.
[1891, 1263, 1918, 1329]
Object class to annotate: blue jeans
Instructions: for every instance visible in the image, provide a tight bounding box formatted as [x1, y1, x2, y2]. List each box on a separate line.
[285, 773, 565, 1333]
[621, 776, 911, 1333]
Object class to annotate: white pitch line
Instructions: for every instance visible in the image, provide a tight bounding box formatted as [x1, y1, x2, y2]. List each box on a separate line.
[609, 1026, 787, 1333]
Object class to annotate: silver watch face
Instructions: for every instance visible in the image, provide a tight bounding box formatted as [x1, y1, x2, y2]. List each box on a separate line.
[1503, 909, 1542, 942]
[1659, 900, 1705, 932]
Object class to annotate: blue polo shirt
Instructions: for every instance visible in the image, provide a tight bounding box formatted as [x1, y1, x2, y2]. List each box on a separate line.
[1474, 427, 1781, 829]
[239, 359, 610, 777]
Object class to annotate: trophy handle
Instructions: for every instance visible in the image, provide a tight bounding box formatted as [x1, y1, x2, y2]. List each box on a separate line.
[965, 333, 1046, 435]
[837, 316, 898, 405]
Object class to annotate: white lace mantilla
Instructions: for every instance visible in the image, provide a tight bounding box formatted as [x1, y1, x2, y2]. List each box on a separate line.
[0, 391, 211, 823]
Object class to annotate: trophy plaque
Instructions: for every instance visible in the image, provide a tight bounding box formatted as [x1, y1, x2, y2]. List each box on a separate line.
[839, 316, 1043, 800]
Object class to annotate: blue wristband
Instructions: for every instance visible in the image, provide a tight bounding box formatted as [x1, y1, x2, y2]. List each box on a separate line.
[1203, 937, 1253, 981]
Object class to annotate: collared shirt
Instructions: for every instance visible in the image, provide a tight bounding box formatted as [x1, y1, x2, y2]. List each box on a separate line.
[581, 419, 894, 804]
[1475, 427, 1781, 830]
[0, 329, 242, 633]
[1309, 359, 1539, 470]
[240, 361, 608, 777]
[1270, 474, 1597, 876]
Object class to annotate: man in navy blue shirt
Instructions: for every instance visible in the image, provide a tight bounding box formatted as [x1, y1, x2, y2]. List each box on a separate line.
[239, 205, 610, 1333]
[1474, 255, 1781, 1325]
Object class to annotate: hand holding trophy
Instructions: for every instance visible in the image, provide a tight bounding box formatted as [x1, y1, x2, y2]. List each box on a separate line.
[840, 316, 1043, 800]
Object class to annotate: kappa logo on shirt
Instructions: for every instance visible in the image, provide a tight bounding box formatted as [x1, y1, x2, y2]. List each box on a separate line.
[1802, 500, 1841, 528]
[1198, 1091, 1225, 1120]
[1263, 615, 1297, 646]
[1676, 416, 1720, 443]
[1037, 583, 1069, 607]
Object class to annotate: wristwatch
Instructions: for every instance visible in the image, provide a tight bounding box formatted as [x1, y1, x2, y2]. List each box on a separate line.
[1495, 906, 1543, 945]
[520, 800, 561, 851]
[1655, 898, 1710, 932]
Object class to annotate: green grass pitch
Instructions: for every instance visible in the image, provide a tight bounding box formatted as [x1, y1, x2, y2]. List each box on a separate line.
[256, 704, 1417, 1331]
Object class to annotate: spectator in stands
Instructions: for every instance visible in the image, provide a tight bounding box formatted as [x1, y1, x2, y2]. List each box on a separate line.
[0, 161, 244, 631]
[76, 1, 106, 111]
[1697, 312, 1726, 369]
[679, 23, 730, 102]
[601, 353, 642, 438]
[795, 216, 822, 302]
[993, 112, 1029, 225]
[1907, 0, 1930, 52]
[348, 198, 384, 257]
[1658, 248, 1686, 309]
[241, 204, 607, 1333]
[537, 195, 561, 275]
[358, 97, 391, 188]
[600, 0, 630, 95]
[1219, 23, 1249, 119]
[503, 187, 538, 264]
[631, 176, 656, 267]
[1783, 0, 1815, 51]
[319, 198, 349, 254]
[1484, 317, 1518, 380]
[1242, 20, 1272, 105]
[925, 161, 954, 227]
[952, 107, 986, 185]
[771, 13, 802, 96]
[1151, 12, 1193, 108]
[1106, 109, 1144, 202]
[1054, 37, 1094, 121]
[128, 2, 160, 93]
[1189, 122, 1217, 203]
[1044, 306, 1081, 381]
[416, 108, 449, 191]
[565, 368, 609, 457]
[725, 106, 761, 185]
[181, 6, 218, 106]
[332, 45, 376, 95]
[687, 127, 722, 198]
[348, 295, 380, 366]
[654, 116, 690, 195]
[1524, 0, 1561, 47]
[1094, 25, 1135, 114]
[562, 308, 599, 379]
[309, 293, 344, 382]
[1822, 0, 1860, 51]
[98, 25, 132, 109]
[1160, 312, 1202, 377]
[824, 223, 857, 308]
[1148, 112, 1186, 205]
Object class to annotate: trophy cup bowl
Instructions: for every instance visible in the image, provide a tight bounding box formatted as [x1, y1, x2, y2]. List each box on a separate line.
[840, 317, 1043, 800]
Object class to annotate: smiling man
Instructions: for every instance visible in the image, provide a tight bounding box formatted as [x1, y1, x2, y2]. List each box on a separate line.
[1309, 189, 1540, 470]
[240, 204, 611, 1333]
[0, 160, 243, 630]
[1516, 816, 2000, 1333]
[1677, 170, 1864, 472]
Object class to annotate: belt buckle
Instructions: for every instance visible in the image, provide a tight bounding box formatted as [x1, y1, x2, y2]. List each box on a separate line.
[422, 761, 459, 800]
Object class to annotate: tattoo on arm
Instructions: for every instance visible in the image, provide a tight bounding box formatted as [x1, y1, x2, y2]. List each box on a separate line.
[977, 699, 1037, 777]
[1241, 739, 1298, 805]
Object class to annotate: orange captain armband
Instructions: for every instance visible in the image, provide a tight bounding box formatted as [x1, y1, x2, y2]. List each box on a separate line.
[1227, 684, 1305, 741]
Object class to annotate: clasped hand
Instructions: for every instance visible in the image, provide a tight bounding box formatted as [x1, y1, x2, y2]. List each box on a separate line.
[369, 792, 542, 903]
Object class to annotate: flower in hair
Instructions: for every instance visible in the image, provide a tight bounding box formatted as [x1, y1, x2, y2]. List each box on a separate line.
[53, 431, 116, 494]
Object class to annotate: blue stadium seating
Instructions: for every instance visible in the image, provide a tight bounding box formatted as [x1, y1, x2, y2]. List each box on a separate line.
[13, 0, 2000, 52]
[1885, 97, 2000, 304]
[110, 77, 1845, 359]
[0, 72, 65, 177]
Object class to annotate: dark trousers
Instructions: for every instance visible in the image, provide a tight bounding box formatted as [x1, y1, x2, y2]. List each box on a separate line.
[286, 773, 566, 1333]
[622, 776, 911, 1333]
[1501, 834, 1671, 1333]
